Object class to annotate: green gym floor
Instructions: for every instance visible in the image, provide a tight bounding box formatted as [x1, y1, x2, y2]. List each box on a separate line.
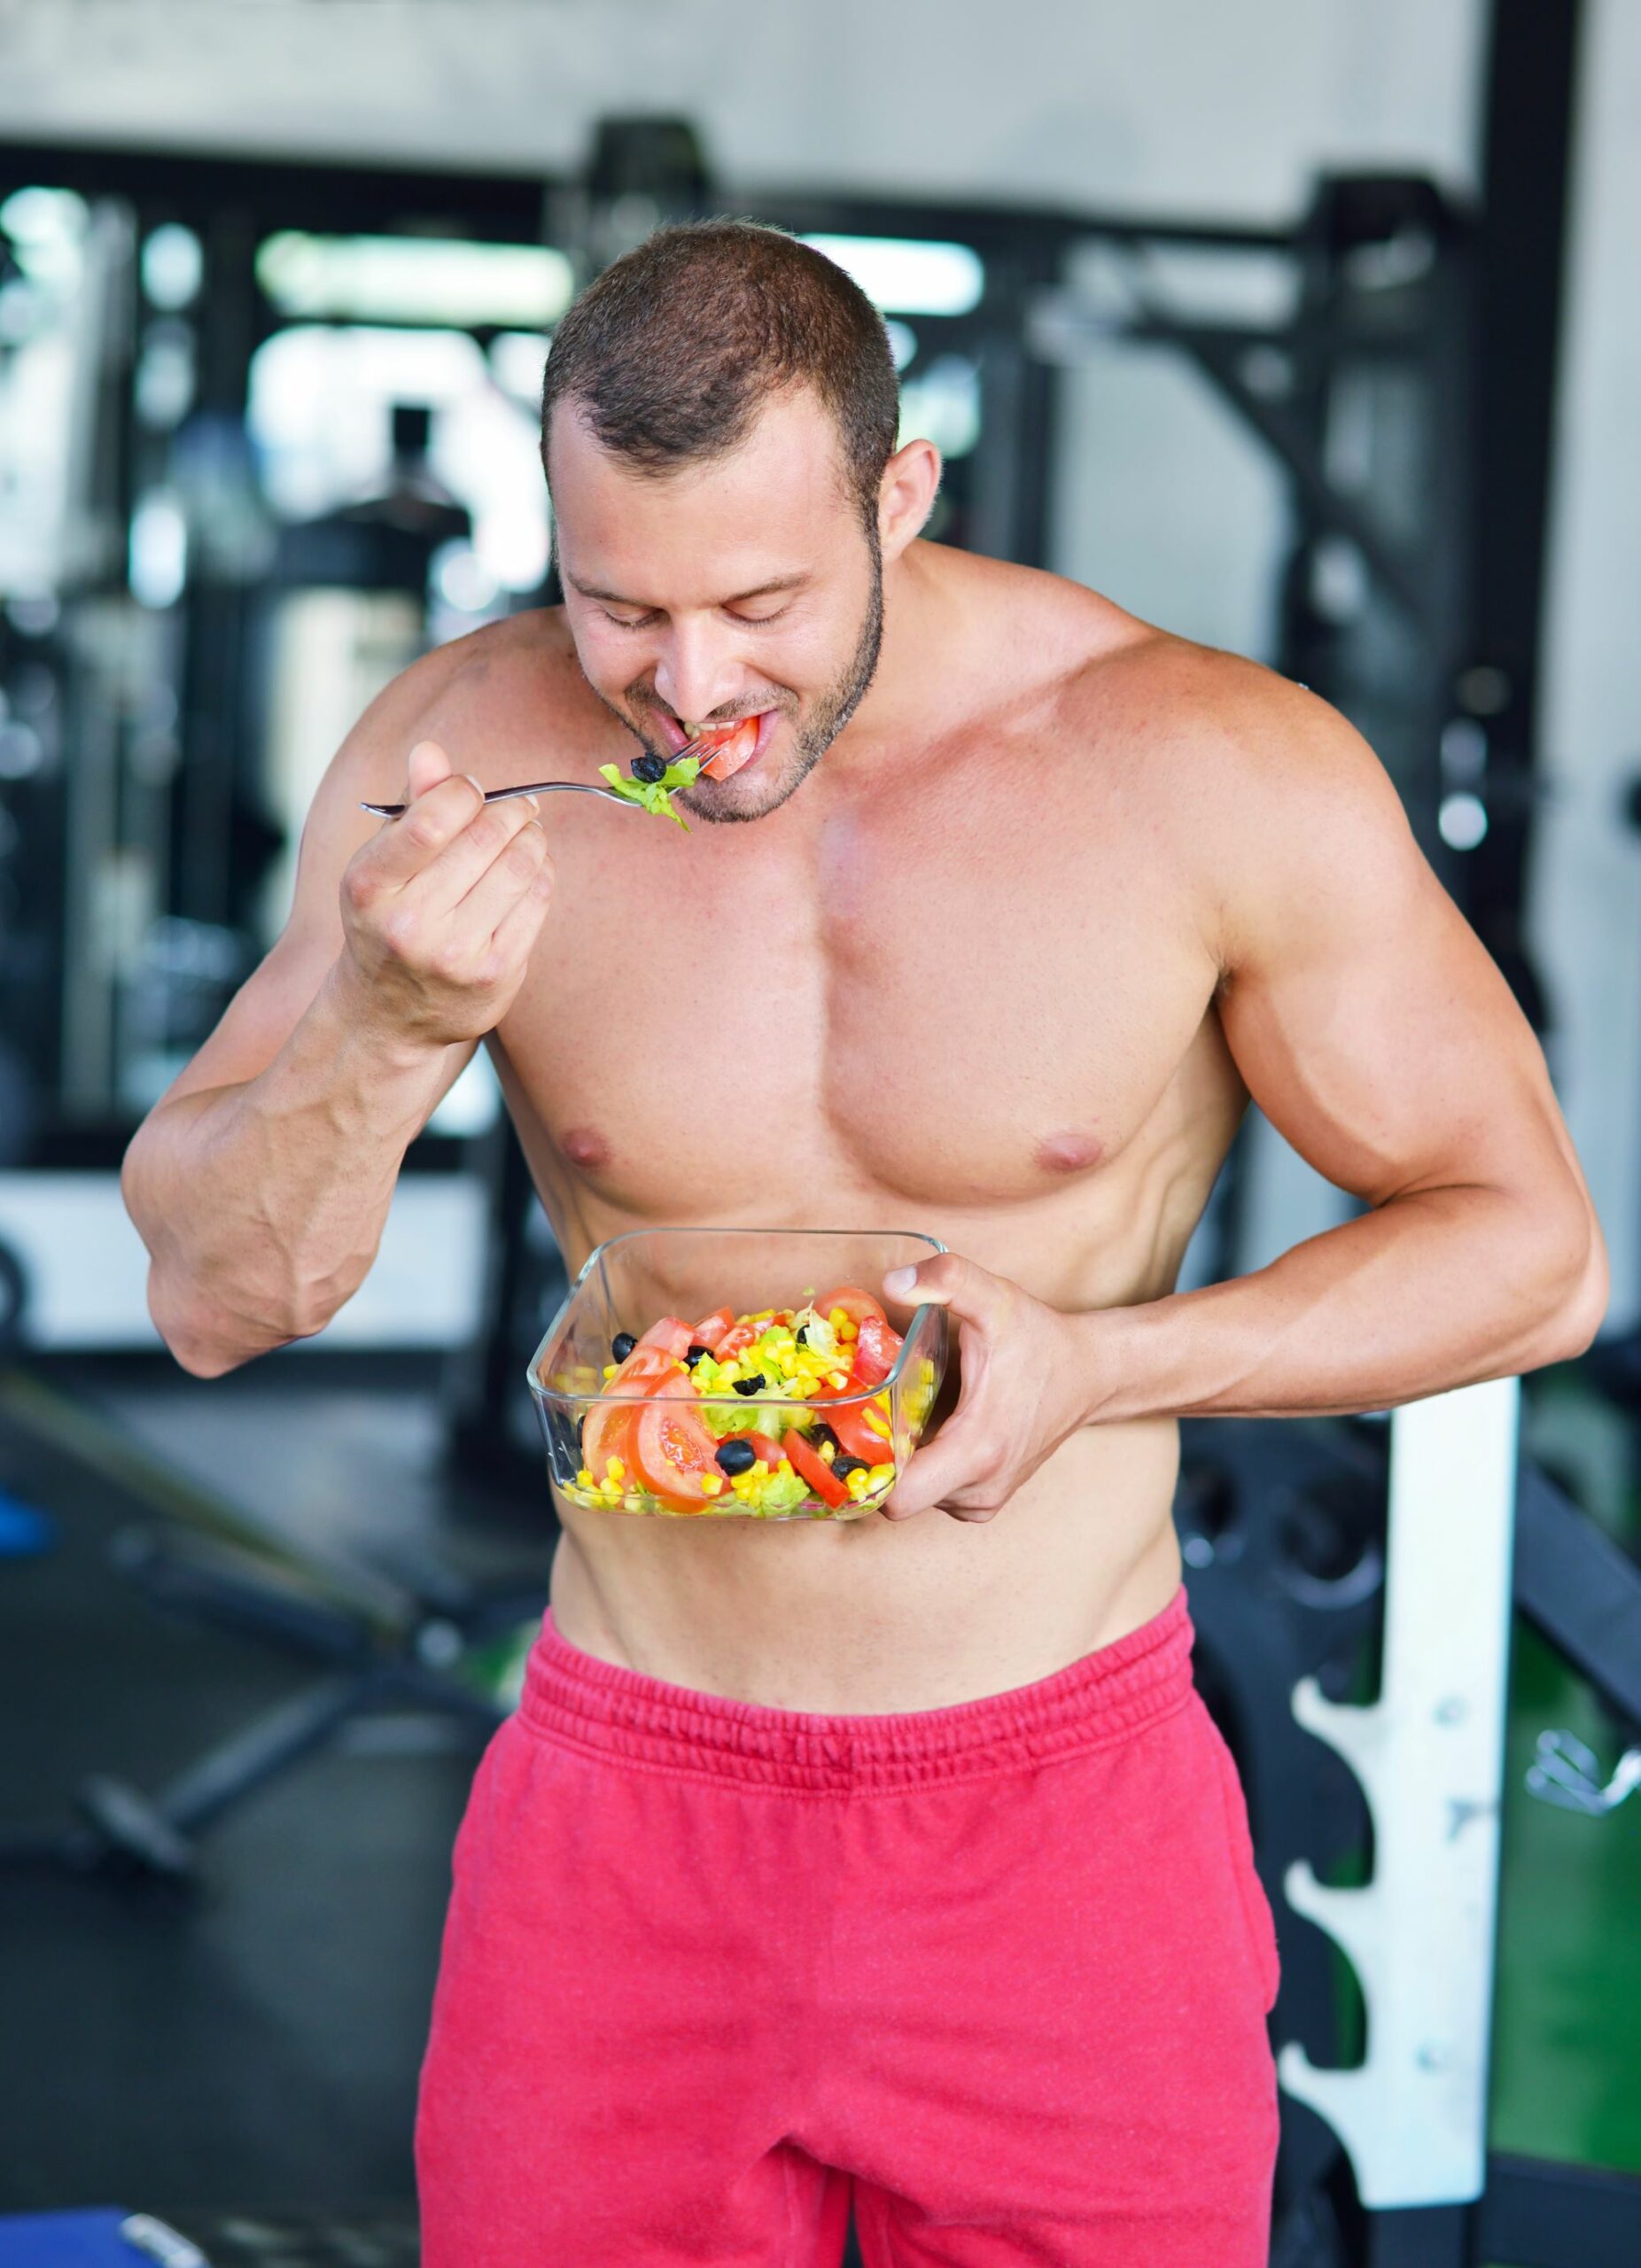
[0, 1351, 1635, 2238]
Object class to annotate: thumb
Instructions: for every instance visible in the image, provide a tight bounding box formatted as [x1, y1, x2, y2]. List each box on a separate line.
[406, 737, 458, 803]
[882, 1252, 1011, 1328]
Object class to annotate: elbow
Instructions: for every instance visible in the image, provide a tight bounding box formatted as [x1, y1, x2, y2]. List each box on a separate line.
[145, 1270, 303, 1379]
[1522, 1197, 1609, 1369]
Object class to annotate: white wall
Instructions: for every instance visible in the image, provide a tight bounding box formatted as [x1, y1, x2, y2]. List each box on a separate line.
[1529, 0, 1641, 1332]
[0, 0, 1482, 215]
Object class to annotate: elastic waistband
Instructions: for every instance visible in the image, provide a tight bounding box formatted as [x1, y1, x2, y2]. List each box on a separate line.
[517, 1584, 1194, 1794]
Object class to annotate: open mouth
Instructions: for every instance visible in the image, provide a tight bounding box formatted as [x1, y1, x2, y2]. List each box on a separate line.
[655, 707, 779, 781]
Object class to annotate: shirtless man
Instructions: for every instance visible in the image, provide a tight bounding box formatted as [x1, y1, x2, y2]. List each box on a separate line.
[123, 223, 1606, 2266]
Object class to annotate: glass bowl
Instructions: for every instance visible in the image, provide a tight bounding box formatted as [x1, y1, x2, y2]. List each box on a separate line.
[528, 1227, 949, 1520]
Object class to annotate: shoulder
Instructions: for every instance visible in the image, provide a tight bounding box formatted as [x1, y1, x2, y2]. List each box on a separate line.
[1093, 635, 1420, 971]
[1036, 618, 1421, 969]
[339, 607, 597, 804]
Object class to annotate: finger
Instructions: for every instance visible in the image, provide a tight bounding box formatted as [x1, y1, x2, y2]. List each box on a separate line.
[447, 814, 553, 938]
[400, 793, 544, 924]
[880, 1418, 992, 1520]
[407, 737, 456, 801]
[367, 772, 486, 888]
[482, 852, 556, 973]
[881, 1252, 1015, 1332]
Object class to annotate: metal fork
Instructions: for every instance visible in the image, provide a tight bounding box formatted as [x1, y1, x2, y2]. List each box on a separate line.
[359, 734, 713, 819]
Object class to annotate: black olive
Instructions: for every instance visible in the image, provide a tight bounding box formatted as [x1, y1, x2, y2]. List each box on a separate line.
[632, 753, 667, 784]
[715, 1438, 757, 1475]
[611, 1332, 636, 1363]
[684, 1343, 712, 1367]
[731, 1372, 766, 1396]
[832, 1453, 869, 1478]
[795, 1324, 809, 1345]
[811, 1421, 840, 1452]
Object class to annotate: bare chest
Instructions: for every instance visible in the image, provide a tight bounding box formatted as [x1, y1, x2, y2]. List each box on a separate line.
[496, 780, 1235, 1236]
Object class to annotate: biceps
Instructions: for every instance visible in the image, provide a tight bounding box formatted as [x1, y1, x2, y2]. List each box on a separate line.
[1217, 872, 1563, 1206]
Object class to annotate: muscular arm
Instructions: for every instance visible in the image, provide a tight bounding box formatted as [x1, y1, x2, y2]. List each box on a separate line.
[122, 642, 550, 1377]
[1089, 670, 1607, 1422]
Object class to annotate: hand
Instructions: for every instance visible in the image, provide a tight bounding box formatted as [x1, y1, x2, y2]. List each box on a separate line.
[338, 740, 556, 1049]
[877, 1253, 1105, 1521]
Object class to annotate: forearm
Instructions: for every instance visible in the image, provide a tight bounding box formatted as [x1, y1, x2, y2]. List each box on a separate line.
[123, 961, 461, 1374]
[1086, 1183, 1606, 1425]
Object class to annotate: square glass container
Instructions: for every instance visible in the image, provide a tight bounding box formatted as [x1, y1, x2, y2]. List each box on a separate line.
[528, 1227, 949, 1520]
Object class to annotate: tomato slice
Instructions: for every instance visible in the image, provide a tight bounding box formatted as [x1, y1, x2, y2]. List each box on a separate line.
[817, 1392, 893, 1464]
[783, 1430, 849, 1510]
[689, 1306, 735, 1354]
[579, 1347, 682, 1481]
[630, 1393, 726, 1511]
[713, 1319, 761, 1363]
[849, 1313, 902, 1388]
[637, 1315, 694, 1356]
[742, 1431, 785, 1468]
[697, 715, 763, 781]
[812, 1285, 886, 1332]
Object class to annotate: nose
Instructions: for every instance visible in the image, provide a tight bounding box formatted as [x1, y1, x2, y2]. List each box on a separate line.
[651, 622, 747, 730]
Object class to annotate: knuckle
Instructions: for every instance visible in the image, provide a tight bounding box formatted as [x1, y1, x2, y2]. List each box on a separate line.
[341, 862, 377, 914]
[402, 812, 445, 855]
[428, 939, 473, 987]
[378, 907, 419, 959]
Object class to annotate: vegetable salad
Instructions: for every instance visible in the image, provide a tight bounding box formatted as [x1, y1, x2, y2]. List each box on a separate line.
[556, 1284, 937, 1518]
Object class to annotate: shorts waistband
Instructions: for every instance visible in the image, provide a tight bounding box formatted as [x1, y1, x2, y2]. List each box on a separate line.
[517, 1584, 1194, 1793]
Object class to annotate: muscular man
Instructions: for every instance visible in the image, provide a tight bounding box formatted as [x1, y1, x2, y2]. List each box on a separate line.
[123, 223, 1606, 2265]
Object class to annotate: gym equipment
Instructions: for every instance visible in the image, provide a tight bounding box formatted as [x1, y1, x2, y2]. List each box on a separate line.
[0, 1369, 546, 1885]
[1183, 1394, 1641, 2266]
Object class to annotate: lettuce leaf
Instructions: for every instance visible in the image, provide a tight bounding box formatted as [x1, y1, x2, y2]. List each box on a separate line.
[596, 755, 703, 829]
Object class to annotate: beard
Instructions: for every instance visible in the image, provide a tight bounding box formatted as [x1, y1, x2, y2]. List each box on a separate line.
[596, 524, 885, 825]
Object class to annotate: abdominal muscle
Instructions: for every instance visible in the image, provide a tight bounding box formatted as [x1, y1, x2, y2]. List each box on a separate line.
[546, 1414, 1186, 1713]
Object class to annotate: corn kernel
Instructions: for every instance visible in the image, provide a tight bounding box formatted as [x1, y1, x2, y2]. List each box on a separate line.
[576, 1466, 595, 1487]
[607, 1456, 625, 1483]
[820, 1441, 836, 1463]
[920, 1359, 935, 1383]
[846, 1468, 870, 1498]
[699, 1474, 723, 1496]
[828, 1370, 849, 1389]
[777, 1459, 793, 1475]
[867, 1463, 896, 1486]
[751, 1460, 768, 1477]
[603, 1363, 618, 1379]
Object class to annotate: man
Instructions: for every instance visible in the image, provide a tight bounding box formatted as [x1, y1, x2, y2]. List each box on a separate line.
[123, 222, 1606, 2264]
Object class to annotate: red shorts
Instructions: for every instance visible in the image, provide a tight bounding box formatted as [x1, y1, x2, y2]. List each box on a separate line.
[416, 1584, 1279, 2265]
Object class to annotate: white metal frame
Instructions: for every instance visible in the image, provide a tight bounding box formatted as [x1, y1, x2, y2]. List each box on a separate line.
[1278, 1377, 1521, 2207]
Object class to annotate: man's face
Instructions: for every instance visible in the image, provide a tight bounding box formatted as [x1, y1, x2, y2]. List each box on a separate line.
[549, 387, 883, 822]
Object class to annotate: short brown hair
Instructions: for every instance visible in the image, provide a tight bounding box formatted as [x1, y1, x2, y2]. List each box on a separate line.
[540, 220, 900, 528]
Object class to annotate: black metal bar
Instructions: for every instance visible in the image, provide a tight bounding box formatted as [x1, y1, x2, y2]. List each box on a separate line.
[1480, 2151, 1641, 2267]
[0, 136, 1307, 258]
[1460, 0, 1586, 1014]
[1513, 1464, 1641, 1729]
[1364, 2202, 1473, 2268]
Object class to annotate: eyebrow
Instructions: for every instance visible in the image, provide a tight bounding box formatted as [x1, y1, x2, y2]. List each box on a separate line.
[564, 571, 811, 607]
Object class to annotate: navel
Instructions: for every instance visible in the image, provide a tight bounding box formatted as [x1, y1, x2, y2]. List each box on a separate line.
[1035, 1127, 1104, 1175]
[560, 1124, 612, 1171]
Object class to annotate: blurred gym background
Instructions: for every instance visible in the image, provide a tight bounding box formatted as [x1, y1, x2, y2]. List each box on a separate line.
[0, 2, 1637, 2264]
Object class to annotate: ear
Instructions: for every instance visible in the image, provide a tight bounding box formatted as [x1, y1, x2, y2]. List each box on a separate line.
[877, 438, 944, 563]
